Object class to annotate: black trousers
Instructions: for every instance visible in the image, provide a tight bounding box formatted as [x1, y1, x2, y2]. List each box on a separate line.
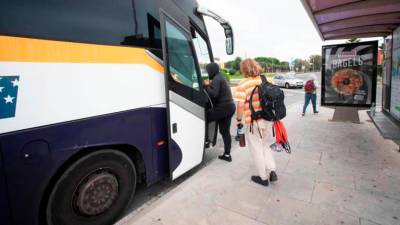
[207, 103, 236, 155]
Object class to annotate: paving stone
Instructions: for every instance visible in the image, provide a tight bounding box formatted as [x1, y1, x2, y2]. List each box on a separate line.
[312, 182, 400, 225]
[118, 104, 400, 225]
[205, 205, 267, 225]
[214, 183, 271, 219]
[257, 193, 359, 225]
[360, 218, 382, 225]
[284, 156, 319, 177]
[268, 172, 315, 202]
[355, 174, 400, 201]
[316, 169, 356, 190]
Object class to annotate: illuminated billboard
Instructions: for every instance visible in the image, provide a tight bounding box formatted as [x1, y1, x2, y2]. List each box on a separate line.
[321, 41, 378, 107]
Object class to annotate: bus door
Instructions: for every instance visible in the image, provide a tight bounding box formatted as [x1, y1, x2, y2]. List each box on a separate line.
[160, 13, 211, 180]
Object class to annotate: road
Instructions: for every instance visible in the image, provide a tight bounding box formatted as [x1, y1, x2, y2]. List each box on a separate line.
[118, 71, 383, 224]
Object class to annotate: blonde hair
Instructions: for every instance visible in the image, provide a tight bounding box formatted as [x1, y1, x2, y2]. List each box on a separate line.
[240, 59, 263, 78]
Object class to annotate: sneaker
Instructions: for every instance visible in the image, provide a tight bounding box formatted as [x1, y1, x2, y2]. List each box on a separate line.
[302, 113, 305, 116]
[218, 154, 232, 162]
[269, 171, 278, 182]
[270, 143, 284, 152]
[314, 111, 319, 115]
[251, 176, 269, 186]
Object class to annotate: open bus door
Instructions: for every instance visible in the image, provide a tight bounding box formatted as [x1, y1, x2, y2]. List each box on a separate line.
[160, 12, 213, 180]
[160, 6, 234, 180]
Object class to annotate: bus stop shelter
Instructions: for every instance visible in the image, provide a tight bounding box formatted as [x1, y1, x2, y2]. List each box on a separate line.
[301, 0, 400, 147]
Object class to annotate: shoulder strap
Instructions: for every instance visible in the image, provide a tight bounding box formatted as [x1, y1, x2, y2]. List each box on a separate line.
[260, 75, 267, 83]
[249, 85, 259, 113]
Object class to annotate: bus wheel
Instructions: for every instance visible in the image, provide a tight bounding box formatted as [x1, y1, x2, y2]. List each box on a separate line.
[46, 150, 136, 225]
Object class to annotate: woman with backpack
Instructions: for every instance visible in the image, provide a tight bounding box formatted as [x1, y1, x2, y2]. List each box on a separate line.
[234, 59, 277, 186]
[302, 74, 319, 116]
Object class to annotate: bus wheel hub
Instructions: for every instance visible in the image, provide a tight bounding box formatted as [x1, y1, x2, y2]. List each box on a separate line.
[76, 172, 119, 216]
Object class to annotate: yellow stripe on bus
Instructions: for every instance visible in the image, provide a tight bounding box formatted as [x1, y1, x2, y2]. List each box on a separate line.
[0, 35, 164, 73]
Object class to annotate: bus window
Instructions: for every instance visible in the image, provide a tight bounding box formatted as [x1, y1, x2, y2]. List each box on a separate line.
[0, 0, 135, 46]
[192, 30, 212, 79]
[148, 14, 163, 59]
[165, 20, 199, 91]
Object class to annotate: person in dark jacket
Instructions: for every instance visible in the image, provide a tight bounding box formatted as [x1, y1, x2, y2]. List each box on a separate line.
[203, 63, 236, 162]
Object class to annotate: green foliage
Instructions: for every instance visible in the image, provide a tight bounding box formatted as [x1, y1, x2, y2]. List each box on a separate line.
[229, 69, 237, 75]
[225, 57, 242, 71]
[254, 57, 291, 72]
[229, 73, 244, 80]
[223, 54, 322, 74]
[308, 55, 322, 71]
[220, 68, 228, 74]
[293, 58, 310, 72]
[232, 57, 242, 71]
[220, 69, 230, 81]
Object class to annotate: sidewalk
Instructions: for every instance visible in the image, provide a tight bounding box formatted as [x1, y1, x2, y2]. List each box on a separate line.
[117, 102, 400, 225]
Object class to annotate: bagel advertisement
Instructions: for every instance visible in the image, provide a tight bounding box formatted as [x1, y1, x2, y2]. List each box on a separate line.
[321, 41, 378, 107]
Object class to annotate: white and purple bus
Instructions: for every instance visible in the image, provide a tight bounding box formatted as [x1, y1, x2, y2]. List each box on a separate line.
[0, 0, 233, 224]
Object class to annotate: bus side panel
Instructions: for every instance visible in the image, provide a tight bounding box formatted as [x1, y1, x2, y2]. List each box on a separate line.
[150, 107, 169, 181]
[1, 107, 162, 225]
[0, 149, 12, 225]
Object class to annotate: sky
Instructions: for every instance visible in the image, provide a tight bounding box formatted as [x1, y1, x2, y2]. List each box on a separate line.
[197, 0, 382, 63]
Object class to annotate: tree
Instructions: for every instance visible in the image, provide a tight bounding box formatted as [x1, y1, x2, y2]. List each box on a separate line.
[254, 57, 281, 72]
[308, 55, 322, 71]
[220, 68, 230, 81]
[224, 57, 242, 71]
[232, 57, 242, 71]
[280, 61, 290, 72]
[228, 69, 237, 75]
[294, 59, 310, 72]
[347, 38, 360, 43]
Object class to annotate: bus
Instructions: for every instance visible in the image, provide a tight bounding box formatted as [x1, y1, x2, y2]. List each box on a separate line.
[0, 0, 234, 224]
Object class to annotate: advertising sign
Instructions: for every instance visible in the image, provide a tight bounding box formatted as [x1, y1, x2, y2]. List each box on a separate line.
[321, 41, 378, 107]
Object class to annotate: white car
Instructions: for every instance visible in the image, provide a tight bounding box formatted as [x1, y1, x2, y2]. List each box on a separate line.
[272, 74, 304, 89]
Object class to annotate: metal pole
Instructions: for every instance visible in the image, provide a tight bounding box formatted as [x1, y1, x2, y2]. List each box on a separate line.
[313, 56, 315, 72]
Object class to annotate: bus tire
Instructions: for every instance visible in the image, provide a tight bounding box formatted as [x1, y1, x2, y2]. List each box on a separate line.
[46, 150, 136, 225]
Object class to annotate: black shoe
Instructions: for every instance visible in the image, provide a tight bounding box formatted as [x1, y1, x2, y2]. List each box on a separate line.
[251, 176, 269, 186]
[302, 113, 305, 116]
[269, 171, 278, 182]
[218, 154, 232, 162]
[314, 111, 319, 114]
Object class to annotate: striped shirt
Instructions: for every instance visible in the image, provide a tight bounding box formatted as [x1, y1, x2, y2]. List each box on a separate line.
[234, 77, 264, 124]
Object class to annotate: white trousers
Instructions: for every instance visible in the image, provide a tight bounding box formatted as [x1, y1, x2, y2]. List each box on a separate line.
[246, 120, 276, 180]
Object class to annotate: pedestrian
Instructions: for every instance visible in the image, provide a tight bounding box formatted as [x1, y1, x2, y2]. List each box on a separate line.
[302, 74, 319, 116]
[203, 62, 236, 162]
[234, 59, 277, 186]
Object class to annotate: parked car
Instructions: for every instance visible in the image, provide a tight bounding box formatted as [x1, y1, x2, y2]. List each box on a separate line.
[272, 74, 304, 88]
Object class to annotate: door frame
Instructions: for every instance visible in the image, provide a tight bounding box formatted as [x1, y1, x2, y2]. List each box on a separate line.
[159, 9, 208, 179]
[189, 20, 219, 147]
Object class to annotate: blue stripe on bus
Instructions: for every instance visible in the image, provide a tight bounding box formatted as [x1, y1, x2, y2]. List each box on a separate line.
[0, 107, 181, 225]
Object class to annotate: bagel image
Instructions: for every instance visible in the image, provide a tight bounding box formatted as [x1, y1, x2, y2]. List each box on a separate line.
[330, 68, 363, 95]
